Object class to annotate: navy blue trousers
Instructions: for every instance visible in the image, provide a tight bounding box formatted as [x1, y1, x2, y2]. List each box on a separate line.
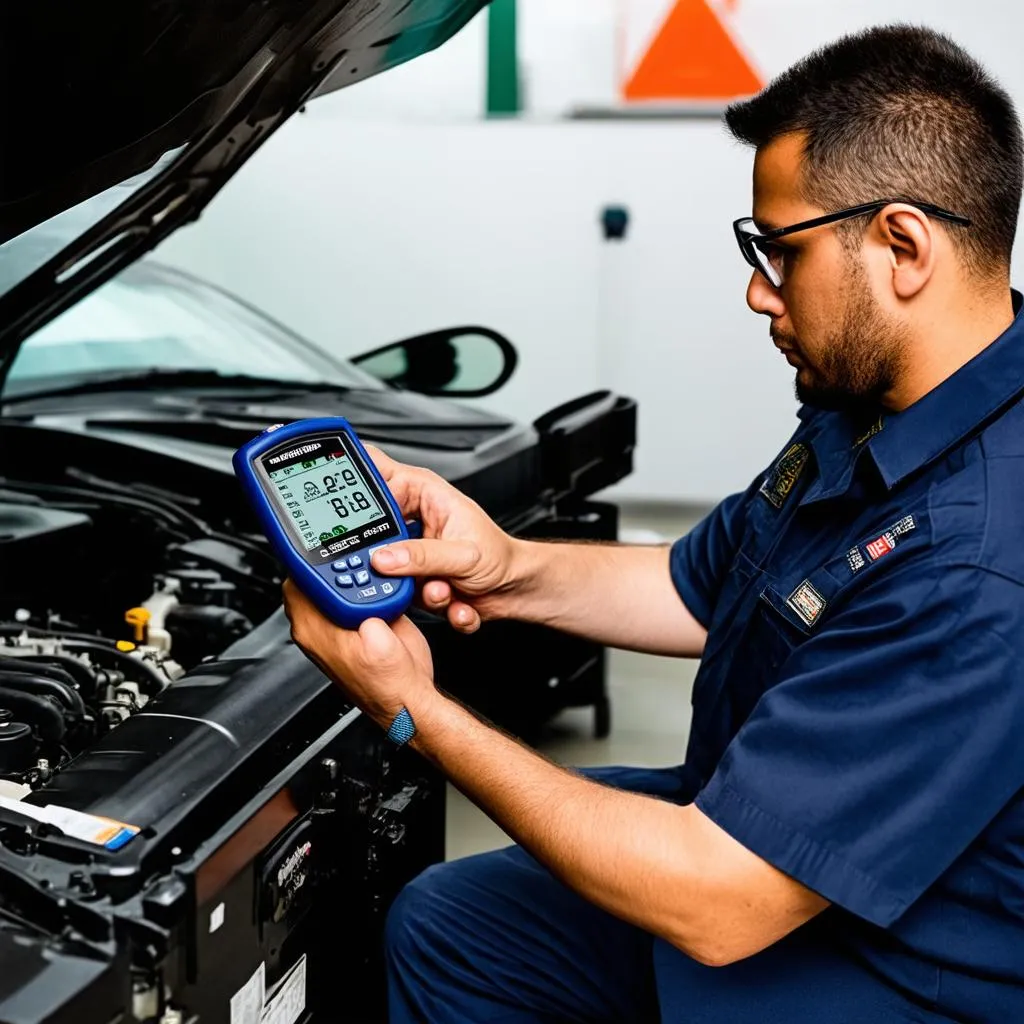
[386, 767, 953, 1023]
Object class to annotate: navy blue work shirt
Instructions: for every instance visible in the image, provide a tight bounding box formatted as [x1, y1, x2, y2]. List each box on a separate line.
[671, 293, 1024, 1022]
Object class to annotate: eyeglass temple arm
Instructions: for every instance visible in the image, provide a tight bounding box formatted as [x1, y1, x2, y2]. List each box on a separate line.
[751, 200, 971, 243]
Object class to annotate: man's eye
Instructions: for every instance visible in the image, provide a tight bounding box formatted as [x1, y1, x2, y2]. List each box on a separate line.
[763, 243, 795, 273]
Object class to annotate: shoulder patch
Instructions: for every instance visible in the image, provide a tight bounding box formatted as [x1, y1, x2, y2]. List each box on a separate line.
[847, 515, 918, 573]
[759, 443, 810, 509]
[846, 547, 866, 573]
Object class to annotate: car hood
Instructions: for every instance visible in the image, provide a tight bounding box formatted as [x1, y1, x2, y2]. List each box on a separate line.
[0, 0, 488, 385]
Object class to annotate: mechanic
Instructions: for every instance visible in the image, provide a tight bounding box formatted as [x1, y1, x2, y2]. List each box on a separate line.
[284, 25, 1024, 1023]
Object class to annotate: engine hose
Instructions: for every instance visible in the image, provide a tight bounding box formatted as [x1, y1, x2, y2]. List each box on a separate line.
[0, 671, 86, 717]
[0, 629, 165, 696]
[0, 655, 79, 691]
[0, 624, 119, 644]
[2, 654, 98, 697]
[62, 471, 273, 562]
[2, 477, 194, 532]
[0, 687, 65, 744]
[59, 641, 166, 696]
[3, 475, 275, 570]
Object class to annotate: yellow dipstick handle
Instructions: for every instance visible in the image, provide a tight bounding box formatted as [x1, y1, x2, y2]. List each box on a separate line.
[124, 607, 151, 644]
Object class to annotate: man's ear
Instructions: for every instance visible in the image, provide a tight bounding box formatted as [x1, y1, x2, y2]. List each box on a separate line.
[873, 204, 936, 299]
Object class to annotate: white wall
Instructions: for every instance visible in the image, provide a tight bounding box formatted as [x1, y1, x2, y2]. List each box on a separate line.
[159, 117, 606, 432]
[156, 3, 1024, 503]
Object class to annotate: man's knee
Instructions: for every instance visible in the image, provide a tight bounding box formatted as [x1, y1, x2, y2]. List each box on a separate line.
[385, 861, 455, 963]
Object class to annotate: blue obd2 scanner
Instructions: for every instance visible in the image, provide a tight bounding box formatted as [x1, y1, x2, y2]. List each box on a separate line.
[233, 418, 415, 629]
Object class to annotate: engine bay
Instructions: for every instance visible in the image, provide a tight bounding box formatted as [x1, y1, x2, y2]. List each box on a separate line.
[0, 464, 285, 783]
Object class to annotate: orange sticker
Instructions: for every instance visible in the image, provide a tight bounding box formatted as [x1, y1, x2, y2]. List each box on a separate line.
[624, 0, 763, 102]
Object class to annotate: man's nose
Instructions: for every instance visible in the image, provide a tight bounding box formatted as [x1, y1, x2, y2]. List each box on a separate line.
[746, 270, 786, 317]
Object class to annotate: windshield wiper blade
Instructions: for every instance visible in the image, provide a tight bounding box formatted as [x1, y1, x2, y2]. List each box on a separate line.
[1, 369, 351, 404]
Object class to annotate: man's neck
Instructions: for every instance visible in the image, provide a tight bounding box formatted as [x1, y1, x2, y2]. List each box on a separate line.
[884, 287, 1016, 412]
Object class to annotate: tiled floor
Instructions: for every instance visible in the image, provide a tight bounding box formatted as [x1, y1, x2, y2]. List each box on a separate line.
[446, 506, 706, 861]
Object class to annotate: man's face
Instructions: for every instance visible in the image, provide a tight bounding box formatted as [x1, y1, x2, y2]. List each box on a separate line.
[746, 134, 908, 412]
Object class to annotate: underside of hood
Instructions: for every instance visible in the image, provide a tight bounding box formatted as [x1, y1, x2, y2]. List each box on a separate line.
[0, 0, 488, 241]
[0, 0, 489, 380]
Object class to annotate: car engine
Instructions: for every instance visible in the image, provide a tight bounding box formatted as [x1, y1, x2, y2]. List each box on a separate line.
[0, 471, 286, 781]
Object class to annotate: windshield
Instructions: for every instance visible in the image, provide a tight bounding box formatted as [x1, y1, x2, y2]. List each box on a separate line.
[4, 260, 382, 397]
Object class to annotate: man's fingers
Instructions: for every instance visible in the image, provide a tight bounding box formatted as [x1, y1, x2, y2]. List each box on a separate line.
[282, 578, 314, 633]
[362, 446, 450, 524]
[411, 586, 481, 632]
[421, 579, 452, 610]
[282, 577, 304, 608]
[372, 538, 479, 580]
[448, 601, 481, 633]
[358, 617, 405, 666]
[363, 444, 398, 479]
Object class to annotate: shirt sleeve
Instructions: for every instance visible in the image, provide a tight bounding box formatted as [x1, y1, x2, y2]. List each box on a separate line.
[694, 561, 1024, 927]
[669, 489, 750, 628]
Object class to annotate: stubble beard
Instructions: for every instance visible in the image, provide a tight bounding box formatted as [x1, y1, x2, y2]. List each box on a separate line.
[793, 265, 909, 414]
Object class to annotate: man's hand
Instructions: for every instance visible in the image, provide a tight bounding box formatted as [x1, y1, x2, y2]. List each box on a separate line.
[364, 446, 524, 634]
[364, 446, 708, 657]
[282, 579, 436, 731]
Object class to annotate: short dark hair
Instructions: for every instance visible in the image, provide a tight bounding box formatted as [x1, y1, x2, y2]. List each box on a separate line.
[725, 25, 1023, 275]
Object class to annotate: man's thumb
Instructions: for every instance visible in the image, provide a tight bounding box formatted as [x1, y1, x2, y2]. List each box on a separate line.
[372, 539, 477, 579]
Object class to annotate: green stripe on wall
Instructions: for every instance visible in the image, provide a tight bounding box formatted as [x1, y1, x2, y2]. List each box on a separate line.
[486, 0, 519, 115]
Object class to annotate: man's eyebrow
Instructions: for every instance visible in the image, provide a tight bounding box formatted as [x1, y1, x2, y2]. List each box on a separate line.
[753, 216, 782, 232]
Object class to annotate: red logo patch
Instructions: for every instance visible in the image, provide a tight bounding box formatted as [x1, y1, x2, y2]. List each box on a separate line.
[865, 534, 895, 561]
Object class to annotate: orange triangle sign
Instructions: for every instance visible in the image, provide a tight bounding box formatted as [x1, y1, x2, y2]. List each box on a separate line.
[624, 0, 763, 102]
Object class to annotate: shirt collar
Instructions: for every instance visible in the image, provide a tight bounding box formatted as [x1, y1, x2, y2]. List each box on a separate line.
[866, 289, 1024, 489]
[799, 289, 1024, 503]
[799, 408, 866, 504]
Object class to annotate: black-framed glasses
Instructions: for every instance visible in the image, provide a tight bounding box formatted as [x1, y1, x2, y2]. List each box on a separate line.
[733, 198, 972, 288]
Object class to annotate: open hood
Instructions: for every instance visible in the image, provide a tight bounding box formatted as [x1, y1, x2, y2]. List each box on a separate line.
[0, 0, 489, 384]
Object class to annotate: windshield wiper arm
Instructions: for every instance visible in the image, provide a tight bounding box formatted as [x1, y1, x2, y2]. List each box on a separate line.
[1, 369, 351, 404]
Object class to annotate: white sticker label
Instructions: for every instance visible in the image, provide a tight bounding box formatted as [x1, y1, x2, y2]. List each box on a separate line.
[209, 902, 225, 934]
[261, 956, 307, 1024]
[230, 962, 265, 1024]
[0, 795, 139, 850]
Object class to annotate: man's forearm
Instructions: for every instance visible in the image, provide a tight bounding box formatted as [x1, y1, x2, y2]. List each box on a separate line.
[505, 540, 707, 657]
[409, 689, 701, 949]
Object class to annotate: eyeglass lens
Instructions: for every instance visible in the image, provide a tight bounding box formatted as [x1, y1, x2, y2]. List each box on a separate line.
[736, 220, 783, 287]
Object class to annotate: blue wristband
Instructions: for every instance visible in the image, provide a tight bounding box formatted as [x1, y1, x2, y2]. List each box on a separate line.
[386, 707, 416, 746]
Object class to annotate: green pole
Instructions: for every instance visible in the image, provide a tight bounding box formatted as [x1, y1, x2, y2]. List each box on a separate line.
[486, 0, 519, 115]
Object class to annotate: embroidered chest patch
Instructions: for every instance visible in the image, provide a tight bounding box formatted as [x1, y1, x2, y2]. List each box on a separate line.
[759, 443, 810, 509]
[787, 579, 827, 627]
